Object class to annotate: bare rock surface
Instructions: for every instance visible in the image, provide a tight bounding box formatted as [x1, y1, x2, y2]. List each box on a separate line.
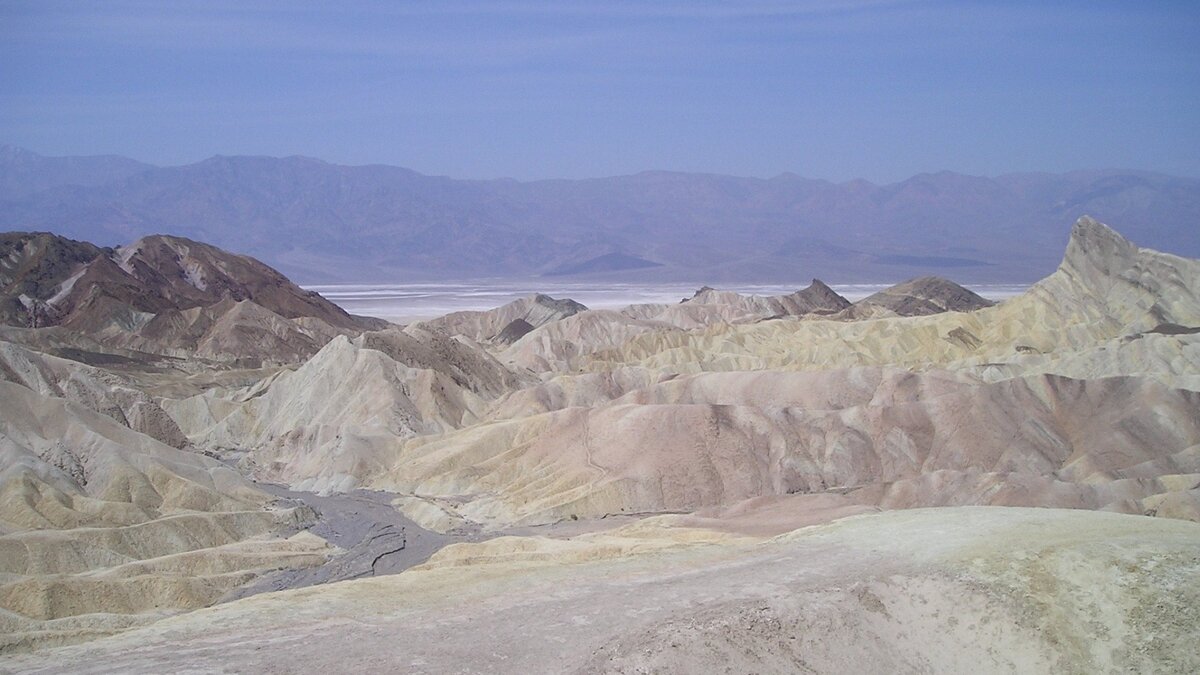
[0, 381, 331, 653]
[370, 369, 1200, 529]
[0, 340, 188, 447]
[4, 508, 1197, 674]
[836, 275, 995, 319]
[3, 217, 1200, 671]
[0, 232, 367, 365]
[171, 327, 529, 493]
[580, 218, 1200, 376]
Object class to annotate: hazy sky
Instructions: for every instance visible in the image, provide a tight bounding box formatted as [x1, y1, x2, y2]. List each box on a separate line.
[2, 1, 1198, 181]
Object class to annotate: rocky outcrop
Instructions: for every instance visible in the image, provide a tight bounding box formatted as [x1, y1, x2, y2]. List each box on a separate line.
[837, 276, 994, 319]
[0, 232, 367, 363]
[5, 216, 1200, 666]
[499, 281, 851, 373]
[580, 217, 1200, 377]
[373, 369, 1200, 528]
[494, 318, 534, 345]
[684, 279, 851, 318]
[0, 232, 106, 327]
[172, 218, 1200, 531]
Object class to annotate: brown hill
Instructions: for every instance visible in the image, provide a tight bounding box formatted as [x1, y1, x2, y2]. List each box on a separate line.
[60, 234, 359, 330]
[0, 232, 106, 327]
[836, 276, 995, 320]
[0, 231, 367, 364]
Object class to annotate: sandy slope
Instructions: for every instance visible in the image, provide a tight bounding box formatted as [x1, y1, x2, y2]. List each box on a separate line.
[0, 340, 188, 447]
[0, 381, 332, 652]
[169, 326, 528, 493]
[373, 369, 1200, 529]
[3, 507, 1196, 674]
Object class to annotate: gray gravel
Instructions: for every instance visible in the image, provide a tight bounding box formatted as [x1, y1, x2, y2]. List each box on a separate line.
[223, 484, 490, 601]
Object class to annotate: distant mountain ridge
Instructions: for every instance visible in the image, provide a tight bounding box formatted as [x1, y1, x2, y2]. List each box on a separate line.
[0, 145, 154, 201]
[1, 145, 1197, 283]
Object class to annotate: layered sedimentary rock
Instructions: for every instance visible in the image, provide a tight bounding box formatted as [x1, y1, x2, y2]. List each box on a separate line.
[169, 218, 1200, 535]
[631, 279, 852, 327]
[0, 340, 187, 447]
[374, 369, 1200, 528]
[491, 281, 852, 372]
[0, 233, 105, 327]
[170, 326, 528, 492]
[0, 232, 366, 364]
[0, 381, 330, 651]
[579, 218, 1200, 376]
[4, 216, 1200, 669]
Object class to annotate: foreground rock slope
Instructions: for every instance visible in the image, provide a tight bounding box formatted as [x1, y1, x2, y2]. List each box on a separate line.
[6, 508, 1197, 674]
[0, 381, 330, 652]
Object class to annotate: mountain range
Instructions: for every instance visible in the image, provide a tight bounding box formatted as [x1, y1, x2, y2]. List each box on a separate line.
[2, 144, 1199, 283]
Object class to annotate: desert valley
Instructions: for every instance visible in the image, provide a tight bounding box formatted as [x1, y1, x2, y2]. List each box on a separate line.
[0, 214, 1196, 672]
[4, 3, 1200, 671]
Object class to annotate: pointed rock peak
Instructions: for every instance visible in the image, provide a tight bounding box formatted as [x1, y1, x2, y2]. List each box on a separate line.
[1062, 216, 1139, 276]
[801, 278, 849, 300]
[686, 286, 717, 300]
[793, 279, 851, 309]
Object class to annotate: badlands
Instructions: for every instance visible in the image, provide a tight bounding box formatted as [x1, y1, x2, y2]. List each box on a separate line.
[0, 216, 1198, 673]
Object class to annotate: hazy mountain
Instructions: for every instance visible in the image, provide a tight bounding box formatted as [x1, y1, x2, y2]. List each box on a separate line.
[0, 145, 154, 201]
[2, 146, 1198, 283]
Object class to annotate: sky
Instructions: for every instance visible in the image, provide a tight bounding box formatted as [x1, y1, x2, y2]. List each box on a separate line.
[1, 0, 1198, 182]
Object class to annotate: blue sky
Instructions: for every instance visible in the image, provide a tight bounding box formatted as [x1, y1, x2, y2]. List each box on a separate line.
[2, 0, 1198, 181]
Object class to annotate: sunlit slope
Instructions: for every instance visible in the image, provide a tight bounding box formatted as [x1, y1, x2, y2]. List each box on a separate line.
[169, 326, 529, 492]
[170, 218, 1200, 533]
[374, 369, 1200, 528]
[8, 508, 1197, 674]
[0, 381, 330, 652]
[577, 217, 1199, 378]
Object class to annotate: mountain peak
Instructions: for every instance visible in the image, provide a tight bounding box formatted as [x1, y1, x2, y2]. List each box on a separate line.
[1061, 215, 1139, 278]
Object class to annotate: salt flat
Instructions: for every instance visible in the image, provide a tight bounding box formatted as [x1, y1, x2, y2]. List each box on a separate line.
[307, 280, 1030, 323]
